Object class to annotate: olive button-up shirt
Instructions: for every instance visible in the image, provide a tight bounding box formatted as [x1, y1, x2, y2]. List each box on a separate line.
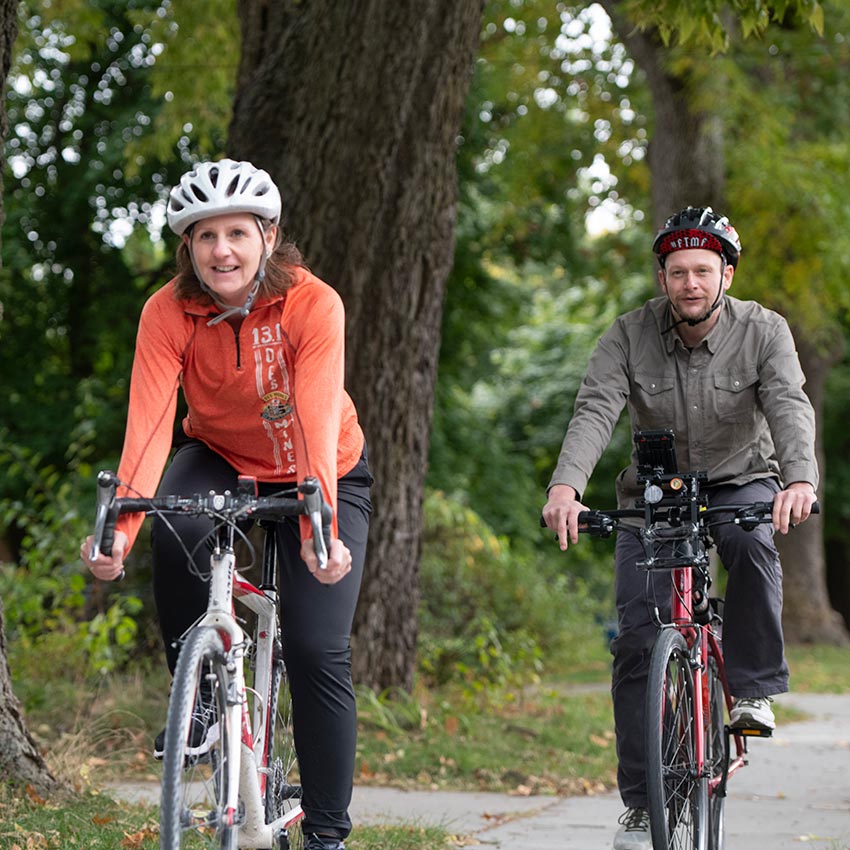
[548, 296, 818, 504]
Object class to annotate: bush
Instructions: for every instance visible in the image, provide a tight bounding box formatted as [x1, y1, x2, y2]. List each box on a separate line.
[0, 439, 142, 679]
[418, 489, 611, 701]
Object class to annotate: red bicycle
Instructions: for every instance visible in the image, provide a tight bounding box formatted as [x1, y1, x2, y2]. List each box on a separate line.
[572, 433, 817, 850]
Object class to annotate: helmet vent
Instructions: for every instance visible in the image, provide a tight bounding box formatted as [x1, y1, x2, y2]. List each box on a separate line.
[189, 183, 209, 203]
[226, 175, 241, 197]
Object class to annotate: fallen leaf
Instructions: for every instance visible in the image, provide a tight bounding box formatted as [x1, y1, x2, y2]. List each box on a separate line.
[23, 786, 46, 806]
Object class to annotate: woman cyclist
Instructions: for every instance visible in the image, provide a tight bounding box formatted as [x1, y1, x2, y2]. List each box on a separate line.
[81, 158, 372, 850]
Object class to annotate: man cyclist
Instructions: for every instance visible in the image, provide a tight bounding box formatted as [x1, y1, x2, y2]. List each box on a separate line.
[541, 206, 818, 850]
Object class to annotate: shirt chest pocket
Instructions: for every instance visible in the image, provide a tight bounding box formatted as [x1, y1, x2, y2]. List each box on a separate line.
[713, 371, 758, 423]
[631, 373, 676, 429]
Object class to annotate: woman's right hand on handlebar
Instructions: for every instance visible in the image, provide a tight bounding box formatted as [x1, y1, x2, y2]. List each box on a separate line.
[80, 530, 129, 581]
[301, 536, 352, 584]
[542, 484, 590, 551]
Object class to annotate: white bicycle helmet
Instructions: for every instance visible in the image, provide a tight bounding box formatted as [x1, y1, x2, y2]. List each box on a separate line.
[167, 159, 281, 236]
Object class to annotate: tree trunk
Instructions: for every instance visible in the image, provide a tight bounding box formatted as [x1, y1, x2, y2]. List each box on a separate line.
[598, 0, 727, 229]
[0, 599, 61, 796]
[778, 335, 849, 644]
[0, 0, 17, 248]
[228, 0, 484, 689]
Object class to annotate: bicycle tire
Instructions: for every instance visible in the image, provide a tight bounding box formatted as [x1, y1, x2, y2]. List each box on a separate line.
[705, 653, 726, 850]
[646, 628, 708, 850]
[160, 626, 236, 850]
[262, 641, 303, 850]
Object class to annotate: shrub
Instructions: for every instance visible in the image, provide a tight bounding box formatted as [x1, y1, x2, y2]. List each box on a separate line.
[0, 439, 142, 678]
[418, 489, 611, 701]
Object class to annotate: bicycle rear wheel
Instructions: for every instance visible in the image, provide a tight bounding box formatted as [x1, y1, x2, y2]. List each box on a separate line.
[263, 643, 303, 850]
[646, 628, 708, 850]
[705, 653, 726, 850]
[160, 626, 236, 850]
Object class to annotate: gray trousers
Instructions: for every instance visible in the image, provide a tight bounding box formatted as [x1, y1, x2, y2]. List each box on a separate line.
[610, 478, 789, 808]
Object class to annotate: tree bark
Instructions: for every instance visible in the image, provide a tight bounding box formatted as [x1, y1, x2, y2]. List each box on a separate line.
[228, 0, 484, 689]
[0, 0, 16, 249]
[598, 0, 727, 228]
[0, 599, 61, 796]
[778, 335, 849, 644]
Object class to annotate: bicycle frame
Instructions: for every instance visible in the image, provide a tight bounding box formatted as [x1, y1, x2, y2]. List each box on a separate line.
[90, 470, 330, 849]
[638, 471, 750, 815]
[664, 567, 747, 799]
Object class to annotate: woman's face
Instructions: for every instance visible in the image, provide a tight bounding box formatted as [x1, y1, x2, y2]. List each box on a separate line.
[186, 213, 277, 307]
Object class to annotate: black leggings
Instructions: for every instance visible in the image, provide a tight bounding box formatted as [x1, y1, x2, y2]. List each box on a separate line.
[150, 438, 372, 838]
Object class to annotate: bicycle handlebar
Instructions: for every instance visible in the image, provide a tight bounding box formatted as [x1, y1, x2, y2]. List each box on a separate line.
[571, 499, 820, 538]
[89, 470, 334, 569]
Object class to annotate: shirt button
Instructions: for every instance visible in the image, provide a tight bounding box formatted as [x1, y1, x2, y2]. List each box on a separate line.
[734, 380, 740, 387]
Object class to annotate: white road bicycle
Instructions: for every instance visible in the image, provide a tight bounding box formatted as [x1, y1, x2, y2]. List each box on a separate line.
[90, 470, 333, 850]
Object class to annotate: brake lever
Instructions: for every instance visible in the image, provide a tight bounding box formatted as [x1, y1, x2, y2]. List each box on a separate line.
[301, 477, 331, 570]
[89, 470, 125, 581]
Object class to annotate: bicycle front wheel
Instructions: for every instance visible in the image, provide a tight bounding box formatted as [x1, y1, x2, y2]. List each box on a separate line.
[263, 647, 303, 850]
[160, 626, 236, 850]
[646, 628, 708, 850]
[705, 653, 726, 850]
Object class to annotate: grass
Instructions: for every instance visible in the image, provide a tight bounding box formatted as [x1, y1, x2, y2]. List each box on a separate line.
[0, 786, 452, 850]
[786, 643, 850, 693]
[3, 639, 848, 847]
[354, 680, 615, 795]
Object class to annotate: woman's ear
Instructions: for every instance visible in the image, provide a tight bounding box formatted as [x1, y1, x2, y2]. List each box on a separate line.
[264, 224, 279, 252]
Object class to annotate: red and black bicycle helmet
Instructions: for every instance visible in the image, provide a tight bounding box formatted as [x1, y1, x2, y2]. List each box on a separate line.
[652, 206, 742, 268]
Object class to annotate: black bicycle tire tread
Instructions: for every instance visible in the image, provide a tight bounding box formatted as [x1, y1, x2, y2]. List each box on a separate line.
[646, 628, 708, 850]
[706, 653, 726, 850]
[160, 626, 235, 850]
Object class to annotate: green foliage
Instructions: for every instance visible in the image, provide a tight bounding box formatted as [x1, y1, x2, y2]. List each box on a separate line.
[0, 438, 142, 676]
[431, 1, 656, 553]
[418, 489, 612, 703]
[717, 5, 850, 345]
[617, 0, 825, 52]
[2, 0, 224, 470]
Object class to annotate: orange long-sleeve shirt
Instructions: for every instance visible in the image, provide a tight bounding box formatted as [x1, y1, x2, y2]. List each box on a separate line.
[115, 267, 364, 552]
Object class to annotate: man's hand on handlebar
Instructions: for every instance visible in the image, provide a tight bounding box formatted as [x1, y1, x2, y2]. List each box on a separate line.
[542, 484, 590, 551]
[772, 481, 817, 534]
[301, 537, 352, 584]
[80, 530, 129, 581]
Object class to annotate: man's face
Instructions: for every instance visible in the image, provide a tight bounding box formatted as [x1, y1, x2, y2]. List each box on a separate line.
[658, 248, 733, 324]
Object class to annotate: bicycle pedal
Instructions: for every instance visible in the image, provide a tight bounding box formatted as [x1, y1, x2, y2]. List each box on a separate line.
[727, 723, 773, 738]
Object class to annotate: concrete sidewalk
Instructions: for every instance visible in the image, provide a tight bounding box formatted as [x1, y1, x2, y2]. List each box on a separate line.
[109, 692, 850, 849]
[348, 692, 850, 849]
